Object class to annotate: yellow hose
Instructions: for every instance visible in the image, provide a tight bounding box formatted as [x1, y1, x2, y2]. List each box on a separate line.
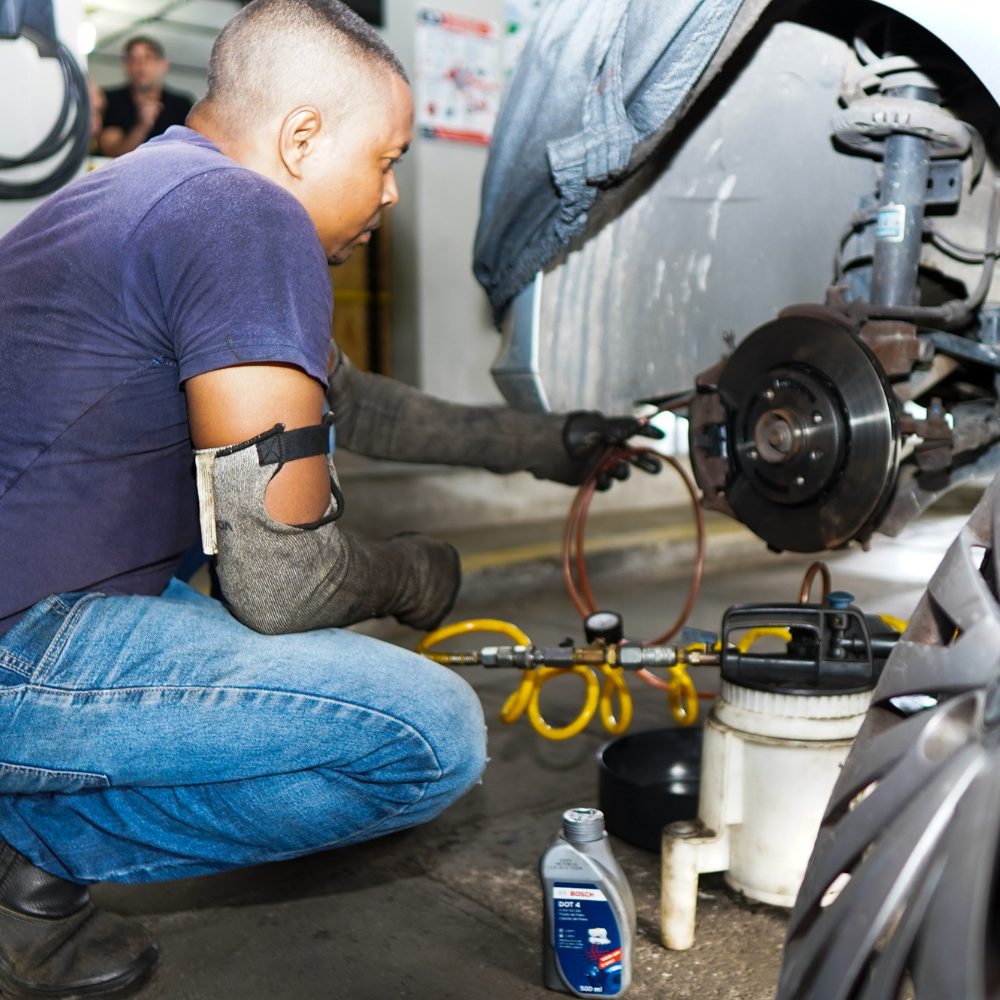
[667, 664, 699, 726]
[417, 619, 538, 726]
[736, 627, 792, 652]
[879, 615, 908, 635]
[417, 619, 531, 651]
[417, 619, 633, 740]
[598, 664, 632, 735]
[500, 672, 536, 725]
[657, 627, 791, 729]
[527, 665, 602, 740]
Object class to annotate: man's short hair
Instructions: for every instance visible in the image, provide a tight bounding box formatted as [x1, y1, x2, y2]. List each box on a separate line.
[124, 36, 165, 59]
[204, 0, 407, 113]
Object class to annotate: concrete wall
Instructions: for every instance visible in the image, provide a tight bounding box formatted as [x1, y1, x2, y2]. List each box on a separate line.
[382, 0, 505, 405]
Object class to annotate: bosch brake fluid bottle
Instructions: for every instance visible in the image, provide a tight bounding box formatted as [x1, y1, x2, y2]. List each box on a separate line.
[541, 808, 636, 997]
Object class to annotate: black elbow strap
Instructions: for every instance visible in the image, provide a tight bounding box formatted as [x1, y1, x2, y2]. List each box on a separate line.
[256, 420, 332, 467]
[216, 414, 333, 468]
[212, 415, 344, 528]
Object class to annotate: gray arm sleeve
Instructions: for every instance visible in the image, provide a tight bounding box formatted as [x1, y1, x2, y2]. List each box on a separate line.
[327, 352, 581, 483]
[196, 430, 460, 635]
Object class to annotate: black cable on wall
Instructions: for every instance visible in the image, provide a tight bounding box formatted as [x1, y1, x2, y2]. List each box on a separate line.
[0, 0, 91, 199]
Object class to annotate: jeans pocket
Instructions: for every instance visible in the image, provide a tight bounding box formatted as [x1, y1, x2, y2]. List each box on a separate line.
[0, 760, 111, 794]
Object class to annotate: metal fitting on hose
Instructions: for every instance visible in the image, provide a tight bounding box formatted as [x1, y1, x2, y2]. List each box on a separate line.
[480, 645, 539, 669]
[617, 645, 679, 669]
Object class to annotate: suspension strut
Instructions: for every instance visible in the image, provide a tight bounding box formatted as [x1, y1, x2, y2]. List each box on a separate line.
[831, 27, 978, 339]
[688, 22, 994, 553]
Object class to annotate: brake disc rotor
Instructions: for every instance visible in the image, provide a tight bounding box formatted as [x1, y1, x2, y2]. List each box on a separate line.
[718, 315, 899, 552]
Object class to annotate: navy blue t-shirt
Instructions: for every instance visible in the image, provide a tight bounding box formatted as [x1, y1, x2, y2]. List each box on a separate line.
[0, 126, 334, 632]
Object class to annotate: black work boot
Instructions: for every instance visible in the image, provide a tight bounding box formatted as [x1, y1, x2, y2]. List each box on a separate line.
[0, 839, 159, 997]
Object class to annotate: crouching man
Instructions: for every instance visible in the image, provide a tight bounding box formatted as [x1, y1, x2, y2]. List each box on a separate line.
[0, 0, 660, 994]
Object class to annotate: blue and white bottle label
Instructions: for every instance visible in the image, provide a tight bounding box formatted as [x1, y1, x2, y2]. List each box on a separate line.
[552, 883, 623, 995]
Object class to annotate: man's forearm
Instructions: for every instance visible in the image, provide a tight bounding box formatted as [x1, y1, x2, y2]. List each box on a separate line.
[98, 123, 152, 157]
[327, 353, 580, 482]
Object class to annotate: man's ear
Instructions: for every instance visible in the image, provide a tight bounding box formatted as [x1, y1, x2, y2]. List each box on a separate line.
[278, 106, 322, 180]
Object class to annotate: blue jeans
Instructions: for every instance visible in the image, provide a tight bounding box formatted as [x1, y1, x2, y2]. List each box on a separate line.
[0, 580, 486, 884]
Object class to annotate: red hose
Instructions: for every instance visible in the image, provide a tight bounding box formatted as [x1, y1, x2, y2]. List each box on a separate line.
[560, 443, 714, 697]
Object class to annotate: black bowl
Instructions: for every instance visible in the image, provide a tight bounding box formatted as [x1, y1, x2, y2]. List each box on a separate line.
[597, 727, 702, 852]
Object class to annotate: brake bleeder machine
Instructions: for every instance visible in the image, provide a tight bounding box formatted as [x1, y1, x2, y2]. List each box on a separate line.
[417, 556, 905, 742]
[419, 557, 908, 954]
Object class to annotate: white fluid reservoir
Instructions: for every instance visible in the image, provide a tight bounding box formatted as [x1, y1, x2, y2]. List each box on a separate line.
[661, 681, 870, 950]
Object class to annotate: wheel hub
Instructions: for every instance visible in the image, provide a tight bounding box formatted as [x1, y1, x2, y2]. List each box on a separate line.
[739, 366, 846, 505]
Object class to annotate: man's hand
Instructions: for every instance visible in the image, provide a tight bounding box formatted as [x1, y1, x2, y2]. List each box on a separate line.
[186, 363, 331, 525]
[563, 411, 665, 491]
[136, 96, 163, 130]
[98, 97, 163, 157]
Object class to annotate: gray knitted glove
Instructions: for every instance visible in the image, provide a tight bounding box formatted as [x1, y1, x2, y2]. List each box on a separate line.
[327, 353, 663, 488]
[383, 531, 462, 631]
[196, 428, 461, 634]
[328, 353, 581, 483]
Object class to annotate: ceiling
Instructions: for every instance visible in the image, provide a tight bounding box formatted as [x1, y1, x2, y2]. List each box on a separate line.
[85, 0, 240, 95]
[84, 0, 383, 97]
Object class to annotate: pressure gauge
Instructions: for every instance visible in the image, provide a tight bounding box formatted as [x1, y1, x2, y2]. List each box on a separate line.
[584, 611, 624, 646]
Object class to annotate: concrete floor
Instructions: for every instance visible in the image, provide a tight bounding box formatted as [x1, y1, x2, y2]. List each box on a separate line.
[92, 510, 972, 1000]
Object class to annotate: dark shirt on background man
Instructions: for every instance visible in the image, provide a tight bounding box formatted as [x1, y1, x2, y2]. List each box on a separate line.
[101, 85, 194, 144]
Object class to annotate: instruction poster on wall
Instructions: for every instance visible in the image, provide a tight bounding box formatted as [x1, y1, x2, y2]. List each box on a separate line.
[416, 8, 500, 145]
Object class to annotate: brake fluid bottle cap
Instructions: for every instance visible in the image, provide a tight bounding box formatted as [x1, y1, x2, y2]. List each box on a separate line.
[563, 808, 606, 843]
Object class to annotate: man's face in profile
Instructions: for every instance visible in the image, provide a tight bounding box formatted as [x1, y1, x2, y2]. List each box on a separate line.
[125, 43, 168, 92]
[309, 73, 413, 266]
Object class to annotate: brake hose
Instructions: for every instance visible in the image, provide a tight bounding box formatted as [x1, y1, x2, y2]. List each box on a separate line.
[561, 441, 708, 723]
[799, 561, 832, 604]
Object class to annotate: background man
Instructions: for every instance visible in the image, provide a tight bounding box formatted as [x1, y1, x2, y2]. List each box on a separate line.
[0, 1, 658, 995]
[98, 36, 194, 157]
